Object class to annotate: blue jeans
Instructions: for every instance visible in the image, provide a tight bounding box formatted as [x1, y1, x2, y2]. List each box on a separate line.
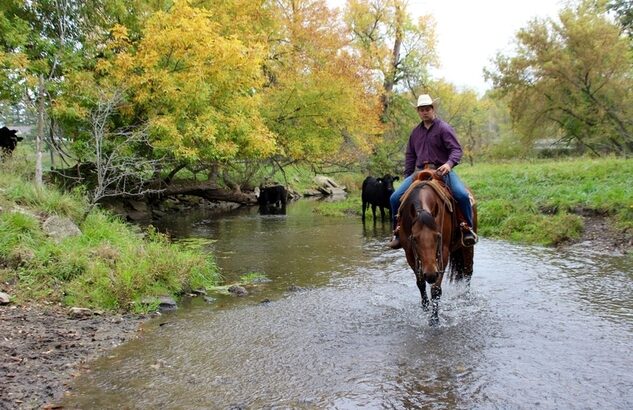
[389, 171, 474, 229]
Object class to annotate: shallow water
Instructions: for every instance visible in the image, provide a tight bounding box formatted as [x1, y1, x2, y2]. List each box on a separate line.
[63, 201, 633, 409]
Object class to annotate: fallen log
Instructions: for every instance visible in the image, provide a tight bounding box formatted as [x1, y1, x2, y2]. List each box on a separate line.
[157, 181, 256, 205]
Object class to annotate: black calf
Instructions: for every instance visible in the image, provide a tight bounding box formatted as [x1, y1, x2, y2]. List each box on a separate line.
[0, 127, 23, 157]
[258, 185, 288, 214]
[361, 174, 399, 222]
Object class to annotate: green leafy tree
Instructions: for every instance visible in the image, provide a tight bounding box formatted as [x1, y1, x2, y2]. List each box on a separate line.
[608, 0, 633, 36]
[428, 81, 495, 165]
[343, 0, 437, 173]
[486, 0, 633, 155]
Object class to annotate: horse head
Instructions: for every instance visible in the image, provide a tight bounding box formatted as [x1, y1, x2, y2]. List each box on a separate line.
[398, 179, 455, 324]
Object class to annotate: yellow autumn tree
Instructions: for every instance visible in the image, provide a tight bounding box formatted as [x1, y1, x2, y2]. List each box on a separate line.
[58, 0, 276, 165]
[261, 0, 383, 165]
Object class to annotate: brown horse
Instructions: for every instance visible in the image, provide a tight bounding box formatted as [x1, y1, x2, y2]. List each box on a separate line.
[397, 171, 476, 325]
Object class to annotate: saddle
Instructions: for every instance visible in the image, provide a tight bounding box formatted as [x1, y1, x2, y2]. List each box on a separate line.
[399, 169, 476, 248]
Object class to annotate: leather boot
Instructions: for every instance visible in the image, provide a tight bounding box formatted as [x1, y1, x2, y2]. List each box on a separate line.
[387, 226, 401, 249]
[460, 223, 478, 247]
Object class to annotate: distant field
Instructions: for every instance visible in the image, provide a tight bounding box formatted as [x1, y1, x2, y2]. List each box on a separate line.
[316, 157, 633, 246]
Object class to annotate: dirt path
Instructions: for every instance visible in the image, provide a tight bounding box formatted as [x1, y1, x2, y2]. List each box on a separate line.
[0, 216, 630, 410]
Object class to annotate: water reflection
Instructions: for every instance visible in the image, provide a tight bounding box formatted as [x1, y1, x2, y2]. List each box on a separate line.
[62, 201, 633, 409]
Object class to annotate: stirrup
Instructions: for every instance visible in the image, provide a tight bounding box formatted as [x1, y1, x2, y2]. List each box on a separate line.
[460, 223, 478, 247]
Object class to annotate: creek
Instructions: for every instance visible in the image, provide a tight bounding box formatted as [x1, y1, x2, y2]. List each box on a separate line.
[62, 199, 633, 409]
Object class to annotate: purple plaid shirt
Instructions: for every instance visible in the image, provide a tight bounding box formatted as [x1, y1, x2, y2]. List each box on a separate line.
[404, 117, 463, 177]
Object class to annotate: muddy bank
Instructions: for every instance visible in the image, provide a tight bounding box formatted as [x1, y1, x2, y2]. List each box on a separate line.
[560, 216, 633, 255]
[0, 304, 145, 409]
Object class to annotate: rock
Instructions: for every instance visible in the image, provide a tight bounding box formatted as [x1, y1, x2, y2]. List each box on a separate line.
[303, 189, 324, 197]
[8, 247, 35, 268]
[68, 307, 92, 319]
[316, 186, 347, 197]
[287, 188, 302, 201]
[158, 296, 177, 312]
[42, 215, 81, 242]
[0, 292, 11, 305]
[314, 175, 339, 188]
[140, 296, 178, 312]
[191, 288, 207, 296]
[203, 296, 216, 303]
[311, 176, 347, 197]
[127, 200, 148, 213]
[228, 285, 248, 297]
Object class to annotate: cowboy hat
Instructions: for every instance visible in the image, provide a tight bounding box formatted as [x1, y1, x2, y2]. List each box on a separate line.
[416, 94, 438, 107]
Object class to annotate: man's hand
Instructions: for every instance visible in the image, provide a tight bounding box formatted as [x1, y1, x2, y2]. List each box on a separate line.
[436, 163, 452, 176]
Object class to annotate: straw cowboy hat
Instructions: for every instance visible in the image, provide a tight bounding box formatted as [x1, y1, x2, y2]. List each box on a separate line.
[416, 94, 438, 107]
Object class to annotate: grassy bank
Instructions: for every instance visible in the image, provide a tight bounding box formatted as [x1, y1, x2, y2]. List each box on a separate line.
[315, 157, 633, 246]
[0, 151, 220, 312]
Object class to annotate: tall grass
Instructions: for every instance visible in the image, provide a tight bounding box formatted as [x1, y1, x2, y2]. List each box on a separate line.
[459, 157, 633, 244]
[0, 148, 220, 311]
[315, 157, 633, 246]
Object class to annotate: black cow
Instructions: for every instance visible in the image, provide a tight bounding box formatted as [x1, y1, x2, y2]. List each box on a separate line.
[0, 126, 23, 157]
[258, 184, 288, 214]
[361, 174, 399, 222]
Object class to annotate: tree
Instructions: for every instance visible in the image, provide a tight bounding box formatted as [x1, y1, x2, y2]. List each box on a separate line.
[260, 0, 383, 168]
[609, 0, 633, 36]
[344, 0, 437, 114]
[55, 1, 277, 169]
[343, 0, 437, 173]
[486, 0, 633, 155]
[428, 81, 494, 165]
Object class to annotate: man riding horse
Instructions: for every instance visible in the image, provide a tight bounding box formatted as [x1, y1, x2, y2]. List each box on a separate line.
[388, 94, 477, 249]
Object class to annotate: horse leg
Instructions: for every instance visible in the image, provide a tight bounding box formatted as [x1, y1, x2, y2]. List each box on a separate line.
[379, 206, 386, 222]
[429, 280, 443, 326]
[416, 273, 429, 311]
[371, 204, 377, 221]
[362, 201, 367, 222]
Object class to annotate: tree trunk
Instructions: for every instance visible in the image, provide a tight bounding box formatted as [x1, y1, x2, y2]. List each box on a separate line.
[158, 181, 255, 205]
[381, 1, 404, 115]
[35, 75, 45, 187]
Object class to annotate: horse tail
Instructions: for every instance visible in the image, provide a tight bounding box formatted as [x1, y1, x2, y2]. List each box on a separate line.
[449, 245, 474, 281]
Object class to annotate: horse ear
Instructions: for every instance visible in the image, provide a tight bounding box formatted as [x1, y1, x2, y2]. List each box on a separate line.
[394, 176, 400, 181]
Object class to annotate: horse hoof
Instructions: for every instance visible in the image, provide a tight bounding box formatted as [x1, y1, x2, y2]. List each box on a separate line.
[421, 303, 430, 312]
[428, 316, 439, 326]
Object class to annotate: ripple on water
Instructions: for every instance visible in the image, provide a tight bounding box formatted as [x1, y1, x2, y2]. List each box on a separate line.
[62, 207, 633, 409]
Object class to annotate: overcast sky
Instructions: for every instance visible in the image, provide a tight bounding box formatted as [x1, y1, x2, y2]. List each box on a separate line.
[327, 0, 564, 94]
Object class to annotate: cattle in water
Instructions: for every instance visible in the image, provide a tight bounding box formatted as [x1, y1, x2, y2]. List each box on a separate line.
[257, 184, 288, 214]
[0, 127, 23, 158]
[361, 174, 399, 222]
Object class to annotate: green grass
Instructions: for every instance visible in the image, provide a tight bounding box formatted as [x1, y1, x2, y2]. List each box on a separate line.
[0, 149, 220, 312]
[459, 157, 633, 244]
[314, 157, 633, 246]
[239, 271, 269, 284]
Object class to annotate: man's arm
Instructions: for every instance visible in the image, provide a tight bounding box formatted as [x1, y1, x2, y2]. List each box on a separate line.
[437, 123, 463, 176]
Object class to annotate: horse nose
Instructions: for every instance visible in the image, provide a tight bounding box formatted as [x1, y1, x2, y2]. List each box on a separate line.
[424, 272, 438, 284]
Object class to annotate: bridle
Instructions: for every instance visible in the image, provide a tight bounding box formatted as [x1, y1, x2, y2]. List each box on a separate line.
[409, 188, 447, 277]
